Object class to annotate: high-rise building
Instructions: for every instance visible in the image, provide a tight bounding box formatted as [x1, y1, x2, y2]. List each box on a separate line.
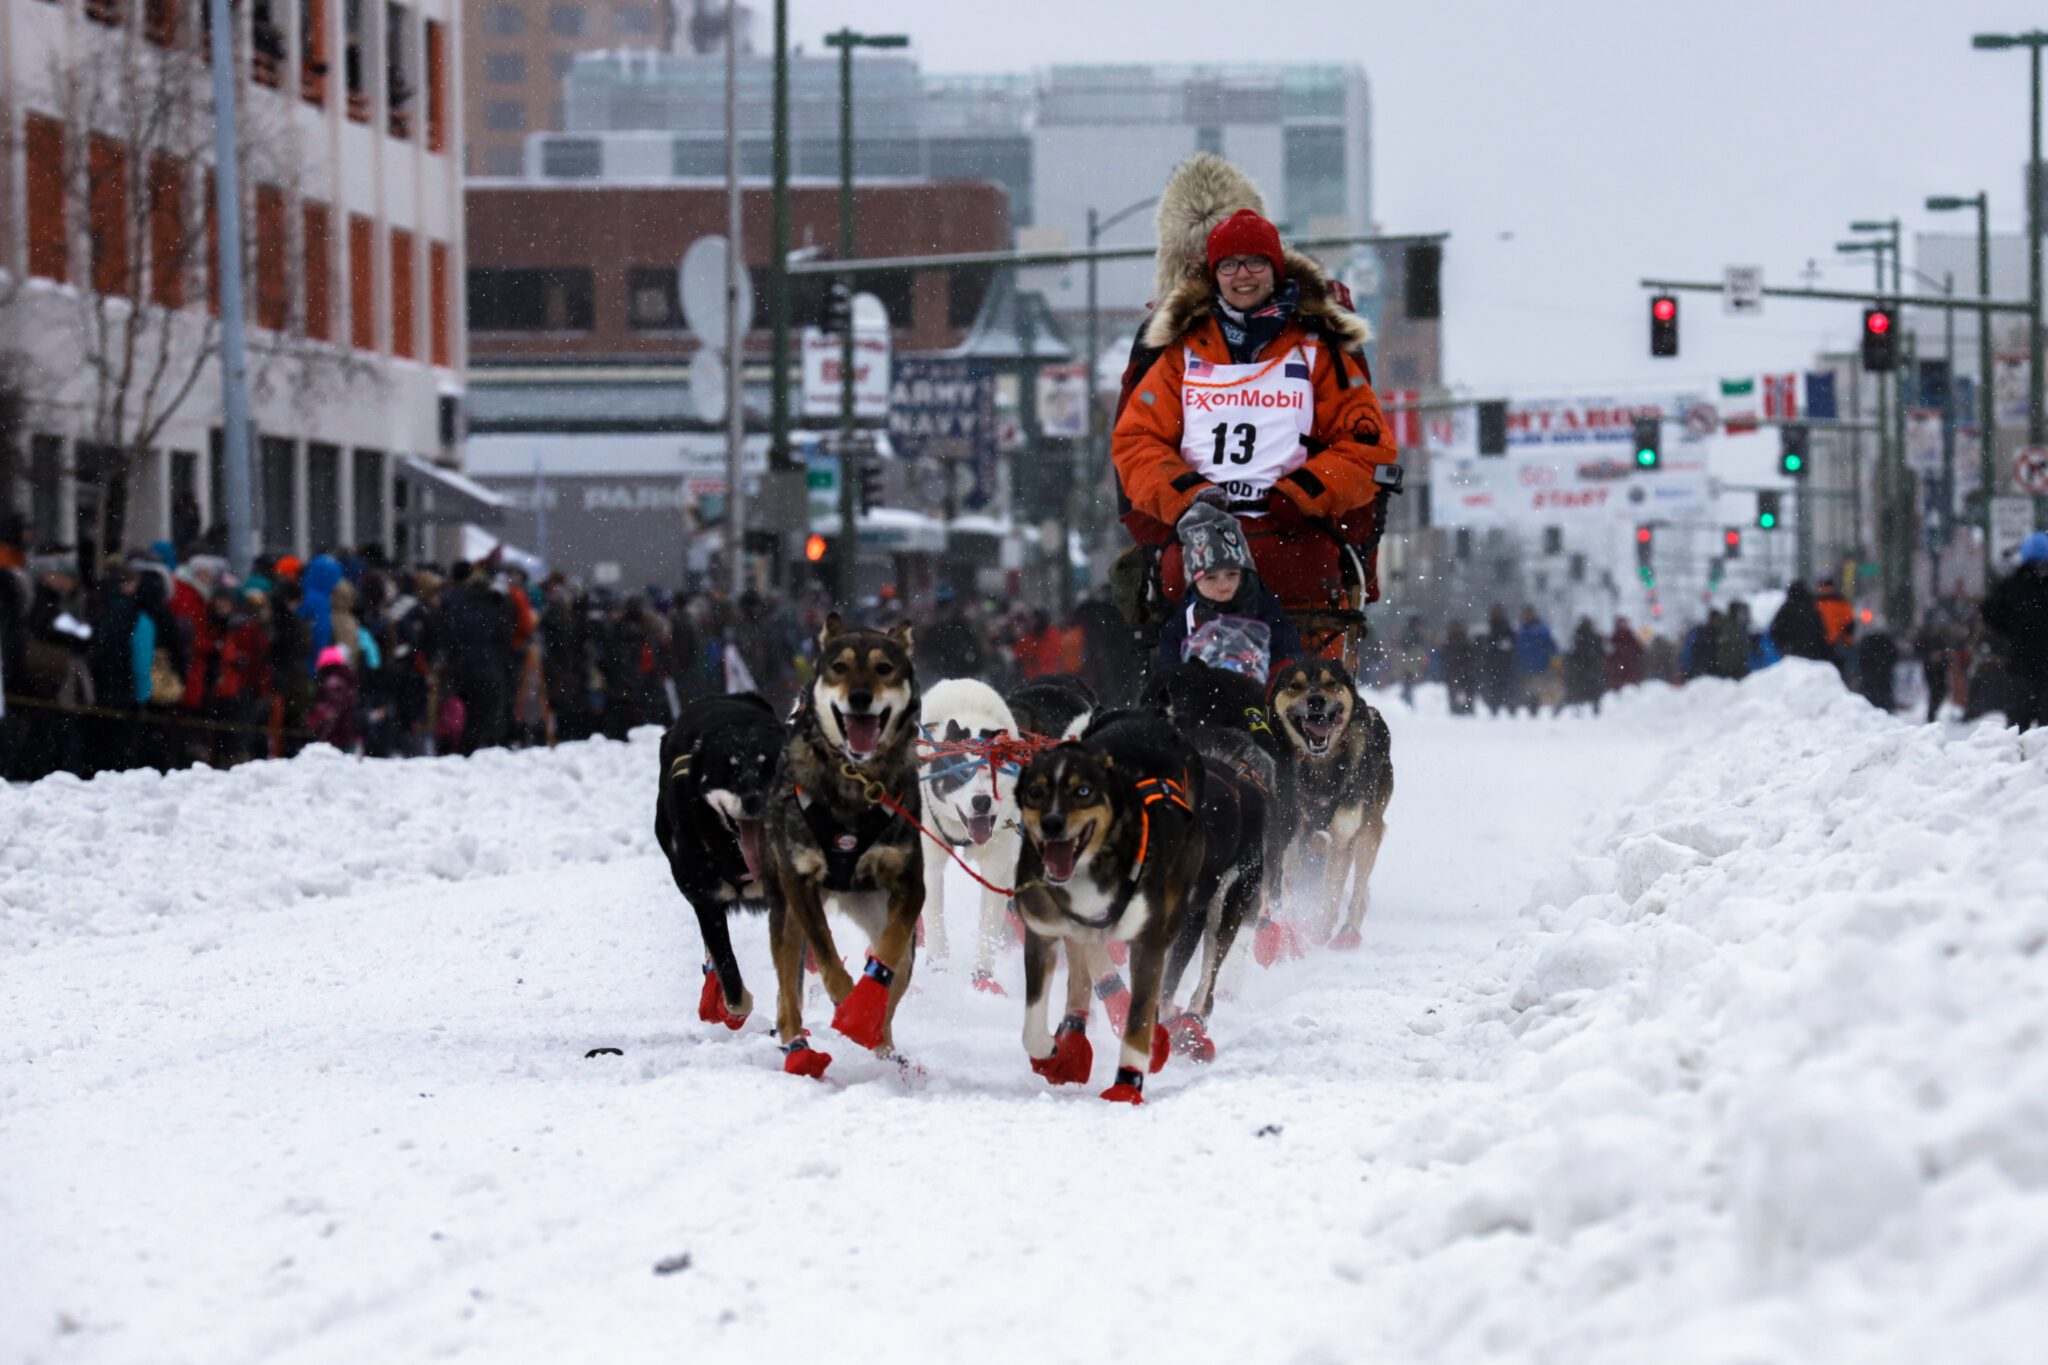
[2, 0, 471, 561]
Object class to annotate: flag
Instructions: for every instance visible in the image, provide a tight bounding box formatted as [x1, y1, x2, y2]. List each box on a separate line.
[1385, 388, 1423, 449]
[1762, 373, 1799, 420]
[1187, 356, 1214, 378]
[1721, 377, 1759, 434]
[1804, 371, 1838, 421]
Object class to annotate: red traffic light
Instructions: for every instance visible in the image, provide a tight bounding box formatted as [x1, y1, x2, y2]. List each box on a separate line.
[1636, 526, 1653, 544]
[1652, 297, 1676, 322]
[1866, 310, 1892, 334]
[804, 534, 828, 562]
[1724, 529, 1741, 548]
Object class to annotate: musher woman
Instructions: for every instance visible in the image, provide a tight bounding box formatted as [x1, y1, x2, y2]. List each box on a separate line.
[1111, 156, 1399, 660]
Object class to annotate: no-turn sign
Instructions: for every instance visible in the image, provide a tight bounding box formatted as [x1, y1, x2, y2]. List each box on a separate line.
[2015, 445, 2048, 495]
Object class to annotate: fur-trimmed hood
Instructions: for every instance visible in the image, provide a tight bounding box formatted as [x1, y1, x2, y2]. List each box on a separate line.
[1141, 247, 1372, 353]
[1144, 153, 1370, 354]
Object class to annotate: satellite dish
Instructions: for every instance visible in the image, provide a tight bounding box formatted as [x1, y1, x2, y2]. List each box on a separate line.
[678, 236, 754, 350]
[689, 350, 727, 424]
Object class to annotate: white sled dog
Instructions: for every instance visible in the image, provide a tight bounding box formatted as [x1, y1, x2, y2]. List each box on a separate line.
[917, 679, 1026, 992]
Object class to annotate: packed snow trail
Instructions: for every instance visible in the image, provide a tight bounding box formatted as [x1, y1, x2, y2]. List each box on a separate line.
[7, 669, 2045, 1363]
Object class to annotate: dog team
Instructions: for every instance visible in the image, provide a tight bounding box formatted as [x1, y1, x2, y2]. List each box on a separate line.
[652, 613, 1394, 1105]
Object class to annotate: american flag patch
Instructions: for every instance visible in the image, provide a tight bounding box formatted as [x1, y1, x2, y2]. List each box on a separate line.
[1187, 357, 1214, 378]
[1285, 363, 1310, 380]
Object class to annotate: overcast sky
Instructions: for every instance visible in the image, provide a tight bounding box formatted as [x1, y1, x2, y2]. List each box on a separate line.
[792, 0, 2048, 397]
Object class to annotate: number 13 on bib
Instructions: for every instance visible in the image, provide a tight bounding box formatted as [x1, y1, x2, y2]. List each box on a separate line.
[1178, 346, 1317, 515]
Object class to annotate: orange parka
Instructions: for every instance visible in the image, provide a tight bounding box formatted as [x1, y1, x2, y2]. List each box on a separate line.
[1112, 249, 1399, 546]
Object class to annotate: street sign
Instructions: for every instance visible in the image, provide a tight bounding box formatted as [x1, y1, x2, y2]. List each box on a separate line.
[1723, 265, 1764, 315]
[1991, 495, 2037, 565]
[2014, 444, 2048, 495]
[678, 235, 753, 349]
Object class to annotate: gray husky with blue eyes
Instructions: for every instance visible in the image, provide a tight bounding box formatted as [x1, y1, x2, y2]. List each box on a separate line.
[916, 678, 1027, 992]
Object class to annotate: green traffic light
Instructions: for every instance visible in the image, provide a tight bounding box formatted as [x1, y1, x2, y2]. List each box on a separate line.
[1636, 448, 1656, 467]
[1784, 454, 1803, 472]
[1759, 513, 1777, 529]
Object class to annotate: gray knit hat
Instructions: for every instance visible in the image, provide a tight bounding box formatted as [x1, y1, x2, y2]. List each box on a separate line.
[1179, 501, 1255, 585]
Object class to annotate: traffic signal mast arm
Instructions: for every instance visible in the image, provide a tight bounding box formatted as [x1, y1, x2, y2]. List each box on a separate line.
[1637, 278, 2031, 315]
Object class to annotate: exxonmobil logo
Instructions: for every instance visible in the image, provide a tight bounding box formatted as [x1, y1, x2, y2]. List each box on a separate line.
[1186, 388, 1306, 415]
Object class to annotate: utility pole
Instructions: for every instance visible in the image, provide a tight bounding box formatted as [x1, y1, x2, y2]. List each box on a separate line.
[207, 0, 254, 574]
[823, 28, 907, 606]
[1931, 192, 1998, 581]
[722, 0, 744, 598]
[768, 0, 790, 476]
[1974, 29, 2048, 526]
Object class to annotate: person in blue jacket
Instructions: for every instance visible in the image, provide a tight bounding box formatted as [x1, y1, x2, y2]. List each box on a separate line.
[1513, 605, 1558, 715]
[298, 554, 343, 667]
[1155, 500, 1304, 686]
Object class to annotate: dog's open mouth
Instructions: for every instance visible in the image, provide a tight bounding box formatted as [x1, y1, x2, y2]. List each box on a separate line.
[965, 813, 997, 845]
[1297, 713, 1340, 756]
[1038, 820, 1095, 884]
[735, 817, 766, 884]
[834, 706, 891, 761]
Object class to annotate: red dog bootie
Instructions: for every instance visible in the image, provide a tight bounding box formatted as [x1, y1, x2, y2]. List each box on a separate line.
[970, 968, 1007, 996]
[698, 962, 729, 1024]
[781, 1032, 831, 1080]
[1329, 927, 1363, 951]
[1096, 973, 1131, 1033]
[832, 956, 894, 1051]
[1167, 1011, 1217, 1063]
[1029, 1013, 1093, 1085]
[1253, 917, 1287, 968]
[1106, 939, 1129, 967]
[1100, 1066, 1146, 1105]
[1150, 1023, 1170, 1074]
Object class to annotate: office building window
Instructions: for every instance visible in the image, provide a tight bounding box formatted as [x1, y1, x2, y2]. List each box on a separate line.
[308, 443, 341, 550]
[482, 3, 521, 35]
[1284, 125, 1347, 226]
[25, 116, 66, 283]
[260, 436, 297, 554]
[484, 100, 527, 132]
[542, 138, 601, 178]
[613, 3, 654, 35]
[304, 201, 333, 341]
[144, 0, 178, 46]
[429, 242, 451, 366]
[87, 135, 131, 297]
[467, 268, 595, 331]
[484, 53, 526, 83]
[252, 0, 286, 88]
[344, 0, 369, 122]
[352, 450, 386, 550]
[626, 267, 682, 329]
[386, 3, 414, 139]
[31, 436, 66, 547]
[425, 19, 448, 151]
[349, 213, 376, 350]
[551, 52, 575, 78]
[548, 4, 584, 36]
[148, 154, 186, 309]
[302, 0, 328, 105]
[482, 146, 522, 176]
[390, 228, 416, 359]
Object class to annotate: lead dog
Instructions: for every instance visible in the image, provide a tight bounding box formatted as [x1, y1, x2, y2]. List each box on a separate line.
[916, 679, 1026, 992]
[761, 614, 925, 1077]
[654, 693, 788, 1029]
[1013, 714, 1207, 1104]
[1268, 659, 1394, 949]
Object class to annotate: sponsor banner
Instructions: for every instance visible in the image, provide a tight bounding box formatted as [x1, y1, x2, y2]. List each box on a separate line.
[1995, 352, 2031, 425]
[1426, 395, 1702, 455]
[1036, 363, 1090, 438]
[800, 327, 890, 419]
[1905, 408, 1945, 474]
[1428, 452, 1712, 530]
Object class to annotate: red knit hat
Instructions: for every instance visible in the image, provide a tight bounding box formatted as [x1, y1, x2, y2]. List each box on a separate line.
[1206, 209, 1285, 278]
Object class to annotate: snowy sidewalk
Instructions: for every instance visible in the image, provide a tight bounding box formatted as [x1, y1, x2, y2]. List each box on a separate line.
[6, 669, 2044, 1363]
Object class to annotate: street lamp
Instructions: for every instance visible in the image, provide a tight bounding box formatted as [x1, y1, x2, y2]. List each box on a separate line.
[822, 28, 909, 606]
[1927, 191, 1997, 580]
[1972, 30, 2048, 449]
[1084, 195, 1157, 555]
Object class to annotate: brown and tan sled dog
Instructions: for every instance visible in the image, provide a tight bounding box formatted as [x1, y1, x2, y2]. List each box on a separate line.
[1012, 713, 1207, 1105]
[1268, 659, 1394, 950]
[760, 614, 925, 1078]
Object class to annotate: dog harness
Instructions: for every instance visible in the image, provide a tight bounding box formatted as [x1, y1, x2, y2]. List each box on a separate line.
[1080, 774, 1196, 927]
[792, 782, 904, 892]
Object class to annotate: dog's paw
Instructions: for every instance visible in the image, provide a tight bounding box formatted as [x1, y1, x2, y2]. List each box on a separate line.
[1096, 975, 1131, 1034]
[697, 971, 729, 1025]
[1328, 927, 1363, 951]
[1149, 1023, 1170, 1074]
[970, 968, 1007, 996]
[831, 974, 891, 1051]
[1167, 1011, 1217, 1063]
[781, 1035, 832, 1080]
[1030, 1028, 1093, 1085]
[1106, 939, 1129, 967]
[1099, 1081, 1146, 1106]
[1253, 918, 1285, 968]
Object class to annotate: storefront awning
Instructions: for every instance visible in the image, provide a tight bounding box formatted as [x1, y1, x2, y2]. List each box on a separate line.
[396, 457, 509, 526]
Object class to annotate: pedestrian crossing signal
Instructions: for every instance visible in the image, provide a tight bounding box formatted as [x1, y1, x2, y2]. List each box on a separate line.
[1632, 415, 1662, 471]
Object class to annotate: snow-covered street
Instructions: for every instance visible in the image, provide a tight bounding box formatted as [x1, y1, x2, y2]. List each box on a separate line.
[8, 668, 2047, 1364]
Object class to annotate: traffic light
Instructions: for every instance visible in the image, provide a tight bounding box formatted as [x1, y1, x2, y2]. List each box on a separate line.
[1779, 423, 1810, 478]
[857, 456, 883, 515]
[1724, 527, 1742, 558]
[824, 281, 853, 335]
[804, 533, 829, 563]
[1649, 294, 1679, 357]
[1635, 524, 1655, 584]
[1631, 415, 1662, 471]
[1862, 306, 1896, 372]
[1476, 399, 1509, 456]
[1756, 490, 1782, 530]
[1404, 243, 1442, 320]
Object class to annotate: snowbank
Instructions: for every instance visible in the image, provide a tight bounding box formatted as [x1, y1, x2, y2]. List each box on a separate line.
[0, 732, 664, 956]
[1363, 661, 2048, 1362]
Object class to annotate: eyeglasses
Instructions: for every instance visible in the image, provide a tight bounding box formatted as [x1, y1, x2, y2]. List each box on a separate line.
[1215, 256, 1273, 277]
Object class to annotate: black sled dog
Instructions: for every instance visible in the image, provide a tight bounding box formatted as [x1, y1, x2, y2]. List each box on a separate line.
[1013, 714, 1207, 1104]
[760, 614, 926, 1078]
[1268, 659, 1394, 949]
[654, 694, 790, 1030]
